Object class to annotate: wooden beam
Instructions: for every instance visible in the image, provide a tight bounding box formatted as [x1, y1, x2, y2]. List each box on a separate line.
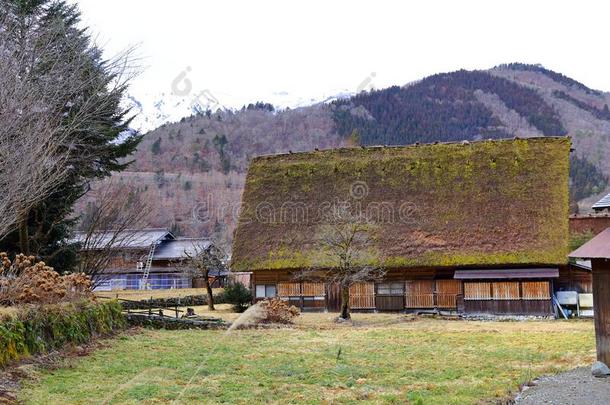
[592, 258, 610, 365]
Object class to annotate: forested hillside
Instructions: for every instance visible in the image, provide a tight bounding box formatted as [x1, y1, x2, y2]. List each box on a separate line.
[78, 64, 610, 246]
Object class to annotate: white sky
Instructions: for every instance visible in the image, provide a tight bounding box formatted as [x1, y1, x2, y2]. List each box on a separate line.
[77, 0, 610, 108]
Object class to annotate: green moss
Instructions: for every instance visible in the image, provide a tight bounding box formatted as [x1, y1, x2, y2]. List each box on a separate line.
[233, 137, 571, 271]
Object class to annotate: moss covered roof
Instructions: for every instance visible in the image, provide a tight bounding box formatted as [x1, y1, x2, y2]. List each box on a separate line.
[231, 137, 570, 271]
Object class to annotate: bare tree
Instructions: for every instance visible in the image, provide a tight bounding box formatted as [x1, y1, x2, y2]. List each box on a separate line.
[183, 243, 227, 311]
[0, 3, 140, 246]
[297, 206, 386, 320]
[75, 180, 148, 288]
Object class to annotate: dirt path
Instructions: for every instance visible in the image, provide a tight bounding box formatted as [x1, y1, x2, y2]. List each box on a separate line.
[516, 367, 610, 404]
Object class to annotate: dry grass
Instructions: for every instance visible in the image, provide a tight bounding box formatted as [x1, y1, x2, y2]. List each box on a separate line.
[19, 312, 596, 404]
[0, 306, 17, 316]
[94, 288, 223, 301]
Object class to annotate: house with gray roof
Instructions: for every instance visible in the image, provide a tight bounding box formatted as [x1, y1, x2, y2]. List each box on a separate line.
[592, 193, 610, 212]
[74, 228, 226, 290]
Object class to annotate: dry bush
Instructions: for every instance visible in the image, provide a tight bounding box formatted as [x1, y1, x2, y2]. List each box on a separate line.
[226, 298, 300, 332]
[0, 253, 93, 306]
[259, 298, 300, 324]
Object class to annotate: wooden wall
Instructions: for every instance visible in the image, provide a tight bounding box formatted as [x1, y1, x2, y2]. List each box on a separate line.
[557, 265, 592, 293]
[251, 269, 556, 315]
[463, 280, 553, 316]
[569, 214, 610, 235]
[591, 258, 610, 365]
[464, 300, 552, 316]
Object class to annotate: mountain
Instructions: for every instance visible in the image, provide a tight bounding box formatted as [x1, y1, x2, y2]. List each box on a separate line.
[125, 90, 355, 133]
[79, 63, 610, 247]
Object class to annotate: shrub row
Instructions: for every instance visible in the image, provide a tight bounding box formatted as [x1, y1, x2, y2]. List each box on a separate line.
[118, 293, 226, 310]
[0, 300, 126, 368]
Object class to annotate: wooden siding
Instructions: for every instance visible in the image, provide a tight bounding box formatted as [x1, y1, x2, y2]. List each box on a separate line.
[405, 280, 435, 308]
[251, 269, 555, 315]
[277, 282, 301, 297]
[349, 283, 375, 309]
[302, 282, 325, 296]
[464, 282, 492, 300]
[521, 281, 550, 300]
[558, 265, 592, 293]
[326, 283, 341, 311]
[492, 282, 520, 300]
[591, 258, 610, 365]
[464, 299, 552, 316]
[436, 279, 462, 308]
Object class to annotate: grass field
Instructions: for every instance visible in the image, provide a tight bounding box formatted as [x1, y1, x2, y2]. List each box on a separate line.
[19, 314, 595, 404]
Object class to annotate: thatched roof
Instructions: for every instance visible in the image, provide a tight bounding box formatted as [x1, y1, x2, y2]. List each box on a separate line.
[232, 137, 570, 271]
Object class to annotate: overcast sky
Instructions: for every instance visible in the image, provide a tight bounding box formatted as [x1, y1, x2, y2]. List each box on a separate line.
[77, 0, 610, 108]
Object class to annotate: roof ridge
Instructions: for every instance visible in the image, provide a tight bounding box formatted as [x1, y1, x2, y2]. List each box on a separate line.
[252, 136, 570, 160]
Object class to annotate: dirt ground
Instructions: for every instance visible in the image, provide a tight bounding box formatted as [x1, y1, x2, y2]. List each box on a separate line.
[516, 367, 610, 404]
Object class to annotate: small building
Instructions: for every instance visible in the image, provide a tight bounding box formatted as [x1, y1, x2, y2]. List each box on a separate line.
[592, 193, 610, 212]
[74, 228, 225, 290]
[231, 137, 571, 316]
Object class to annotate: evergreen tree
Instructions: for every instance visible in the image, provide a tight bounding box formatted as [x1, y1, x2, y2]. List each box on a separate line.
[0, 0, 142, 269]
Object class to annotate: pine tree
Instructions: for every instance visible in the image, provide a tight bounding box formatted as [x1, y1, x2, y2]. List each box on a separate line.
[0, 0, 142, 268]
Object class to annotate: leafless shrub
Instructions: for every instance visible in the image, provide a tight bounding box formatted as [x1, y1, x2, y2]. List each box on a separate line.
[296, 206, 386, 320]
[0, 252, 93, 306]
[182, 242, 227, 310]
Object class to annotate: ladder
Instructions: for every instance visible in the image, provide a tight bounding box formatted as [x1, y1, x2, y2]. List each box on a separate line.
[139, 243, 157, 290]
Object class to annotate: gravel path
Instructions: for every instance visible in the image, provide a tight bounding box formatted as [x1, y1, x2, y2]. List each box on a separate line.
[516, 367, 610, 405]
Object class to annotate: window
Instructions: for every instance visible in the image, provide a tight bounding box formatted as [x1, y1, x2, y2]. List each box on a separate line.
[464, 282, 492, 300]
[255, 284, 276, 298]
[492, 282, 520, 300]
[521, 281, 550, 300]
[377, 282, 404, 295]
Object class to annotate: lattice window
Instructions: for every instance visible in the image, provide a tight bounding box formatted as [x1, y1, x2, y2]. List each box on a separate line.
[302, 282, 325, 296]
[405, 280, 435, 308]
[521, 281, 550, 300]
[464, 282, 492, 300]
[492, 282, 520, 300]
[349, 282, 375, 309]
[277, 282, 301, 297]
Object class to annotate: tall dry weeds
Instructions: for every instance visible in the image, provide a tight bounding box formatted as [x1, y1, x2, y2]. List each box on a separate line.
[226, 302, 267, 333]
[226, 298, 300, 333]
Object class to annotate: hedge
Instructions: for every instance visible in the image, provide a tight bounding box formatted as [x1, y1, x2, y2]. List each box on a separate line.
[0, 300, 126, 368]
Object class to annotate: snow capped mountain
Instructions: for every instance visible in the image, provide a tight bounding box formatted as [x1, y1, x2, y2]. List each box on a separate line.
[125, 88, 355, 133]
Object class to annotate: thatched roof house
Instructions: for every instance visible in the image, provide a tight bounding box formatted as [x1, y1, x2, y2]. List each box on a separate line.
[232, 137, 571, 315]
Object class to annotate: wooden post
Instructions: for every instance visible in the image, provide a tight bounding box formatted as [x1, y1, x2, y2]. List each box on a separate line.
[592, 258, 610, 365]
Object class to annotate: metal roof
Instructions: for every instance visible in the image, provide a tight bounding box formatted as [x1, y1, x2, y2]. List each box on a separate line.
[153, 238, 212, 260]
[569, 228, 610, 259]
[454, 268, 559, 280]
[592, 193, 610, 211]
[73, 228, 174, 250]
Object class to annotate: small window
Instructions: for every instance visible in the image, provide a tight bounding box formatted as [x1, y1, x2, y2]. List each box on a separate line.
[377, 282, 404, 295]
[255, 284, 276, 298]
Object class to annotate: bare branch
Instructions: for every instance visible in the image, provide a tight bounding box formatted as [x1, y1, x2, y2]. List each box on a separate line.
[75, 179, 148, 286]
